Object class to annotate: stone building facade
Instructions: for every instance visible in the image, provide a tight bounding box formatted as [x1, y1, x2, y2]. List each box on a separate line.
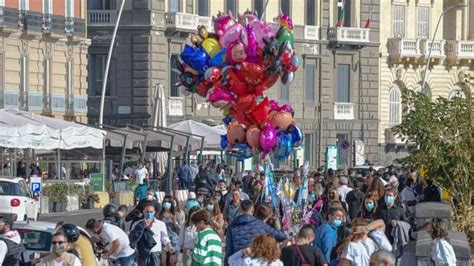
[378, 0, 473, 165]
[0, 0, 89, 122]
[87, 0, 381, 169]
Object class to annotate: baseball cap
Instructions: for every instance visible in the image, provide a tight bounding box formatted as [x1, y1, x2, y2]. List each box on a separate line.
[0, 216, 13, 227]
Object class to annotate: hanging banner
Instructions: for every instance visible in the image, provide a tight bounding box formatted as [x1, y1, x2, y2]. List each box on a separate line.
[326, 145, 338, 170]
[354, 140, 365, 166]
[242, 157, 253, 171]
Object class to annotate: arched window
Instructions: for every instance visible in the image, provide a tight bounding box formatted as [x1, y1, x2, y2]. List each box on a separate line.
[415, 85, 431, 98]
[389, 86, 401, 127]
[448, 89, 465, 100]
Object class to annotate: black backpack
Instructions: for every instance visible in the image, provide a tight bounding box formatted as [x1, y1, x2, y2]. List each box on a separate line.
[1, 238, 24, 266]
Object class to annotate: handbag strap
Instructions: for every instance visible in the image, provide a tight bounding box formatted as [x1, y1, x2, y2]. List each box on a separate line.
[293, 241, 309, 265]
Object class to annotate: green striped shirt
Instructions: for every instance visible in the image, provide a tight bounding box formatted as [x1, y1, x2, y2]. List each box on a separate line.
[192, 228, 222, 266]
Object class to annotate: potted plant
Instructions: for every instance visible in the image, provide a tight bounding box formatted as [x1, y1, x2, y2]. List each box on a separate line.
[43, 182, 69, 212]
[80, 185, 100, 209]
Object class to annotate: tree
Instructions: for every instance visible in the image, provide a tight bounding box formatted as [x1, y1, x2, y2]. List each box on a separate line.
[393, 88, 473, 238]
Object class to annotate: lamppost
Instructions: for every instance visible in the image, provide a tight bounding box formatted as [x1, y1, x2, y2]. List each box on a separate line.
[98, 0, 126, 128]
[421, 1, 467, 90]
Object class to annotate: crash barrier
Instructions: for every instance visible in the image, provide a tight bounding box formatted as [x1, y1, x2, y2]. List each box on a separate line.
[414, 202, 471, 265]
[109, 191, 134, 207]
[93, 192, 110, 209]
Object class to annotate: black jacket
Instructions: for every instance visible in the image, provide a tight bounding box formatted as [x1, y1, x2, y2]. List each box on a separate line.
[376, 201, 407, 243]
[129, 220, 158, 258]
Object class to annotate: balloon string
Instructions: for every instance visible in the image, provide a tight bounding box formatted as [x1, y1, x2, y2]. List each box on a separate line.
[260, 0, 271, 21]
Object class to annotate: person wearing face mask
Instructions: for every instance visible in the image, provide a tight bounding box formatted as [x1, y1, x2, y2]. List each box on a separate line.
[281, 225, 328, 266]
[399, 178, 418, 222]
[376, 186, 407, 244]
[205, 199, 224, 240]
[314, 207, 346, 262]
[130, 203, 174, 266]
[177, 206, 200, 266]
[159, 196, 180, 265]
[127, 188, 161, 229]
[40, 232, 81, 266]
[359, 192, 378, 221]
[85, 219, 135, 265]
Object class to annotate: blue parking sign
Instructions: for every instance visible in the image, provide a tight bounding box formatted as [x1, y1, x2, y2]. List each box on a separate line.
[30, 177, 42, 193]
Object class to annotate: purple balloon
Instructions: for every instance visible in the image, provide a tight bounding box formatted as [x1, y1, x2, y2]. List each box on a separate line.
[259, 124, 277, 151]
[245, 25, 260, 63]
[278, 104, 293, 114]
[269, 99, 279, 111]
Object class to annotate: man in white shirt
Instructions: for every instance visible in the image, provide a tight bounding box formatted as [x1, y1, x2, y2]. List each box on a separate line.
[134, 162, 149, 185]
[86, 219, 135, 265]
[337, 176, 353, 204]
[130, 202, 175, 265]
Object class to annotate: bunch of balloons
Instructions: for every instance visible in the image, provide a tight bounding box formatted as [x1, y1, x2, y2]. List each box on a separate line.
[175, 10, 303, 160]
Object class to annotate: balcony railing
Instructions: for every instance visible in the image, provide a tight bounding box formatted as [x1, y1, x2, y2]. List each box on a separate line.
[41, 15, 52, 34]
[420, 39, 445, 58]
[0, 7, 4, 28]
[165, 12, 213, 32]
[65, 17, 74, 36]
[334, 102, 354, 120]
[168, 97, 184, 116]
[304, 25, 319, 40]
[88, 10, 117, 27]
[328, 27, 370, 44]
[447, 40, 474, 62]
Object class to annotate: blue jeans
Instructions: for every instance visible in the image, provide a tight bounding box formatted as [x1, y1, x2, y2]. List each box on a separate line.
[115, 252, 135, 266]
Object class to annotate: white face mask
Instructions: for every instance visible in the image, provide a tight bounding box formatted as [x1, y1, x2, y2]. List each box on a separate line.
[146, 195, 154, 201]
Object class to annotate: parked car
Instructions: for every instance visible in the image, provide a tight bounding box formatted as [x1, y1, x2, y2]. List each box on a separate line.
[13, 221, 107, 265]
[0, 176, 39, 221]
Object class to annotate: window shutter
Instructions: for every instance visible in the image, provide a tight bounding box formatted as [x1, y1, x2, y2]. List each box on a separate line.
[336, 64, 350, 102]
[393, 5, 405, 38]
[305, 64, 315, 102]
[389, 87, 401, 126]
[170, 54, 179, 97]
[417, 7, 429, 38]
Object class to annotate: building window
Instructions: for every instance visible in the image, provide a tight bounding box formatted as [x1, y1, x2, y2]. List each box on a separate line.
[0, 52, 3, 108]
[226, 0, 237, 16]
[88, 0, 114, 10]
[281, 0, 290, 16]
[42, 0, 52, 14]
[19, 0, 29, 11]
[253, 0, 264, 18]
[448, 89, 465, 99]
[88, 54, 109, 97]
[304, 133, 313, 165]
[336, 0, 350, 27]
[66, 61, 74, 112]
[280, 83, 289, 102]
[336, 64, 350, 102]
[196, 0, 209, 16]
[66, 0, 74, 18]
[305, 64, 315, 103]
[170, 54, 179, 97]
[393, 5, 405, 37]
[20, 55, 28, 110]
[389, 86, 401, 126]
[169, 0, 180, 12]
[417, 6, 429, 39]
[306, 0, 316, 25]
[43, 58, 51, 111]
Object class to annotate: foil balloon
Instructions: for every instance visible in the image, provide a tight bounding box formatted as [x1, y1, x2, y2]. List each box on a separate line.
[227, 41, 247, 64]
[233, 94, 256, 113]
[208, 87, 234, 109]
[276, 13, 294, 31]
[201, 38, 220, 58]
[238, 10, 259, 25]
[227, 122, 247, 146]
[197, 81, 212, 98]
[213, 11, 236, 37]
[204, 67, 221, 84]
[178, 86, 192, 96]
[273, 132, 292, 160]
[270, 111, 293, 131]
[210, 48, 227, 67]
[289, 54, 301, 72]
[288, 125, 303, 147]
[228, 143, 253, 160]
[259, 124, 277, 152]
[251, 21, 274, 49]
[245, 24, 260, 63]
[276, 26, 295, 48]
[250, 97, 271, 126]
[220, 135, 228, 150]
[237, 62, 265, 86]
[281, 71, 294, 85]
[246, 125, 261, 150]
[278, 104, 294, 114]
[180, 45, 210, 74]
[219, 23, 246, 49]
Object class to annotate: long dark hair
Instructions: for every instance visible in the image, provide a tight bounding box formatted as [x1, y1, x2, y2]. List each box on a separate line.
[159, 195, 176, 217]
[429, 218, 449, 240]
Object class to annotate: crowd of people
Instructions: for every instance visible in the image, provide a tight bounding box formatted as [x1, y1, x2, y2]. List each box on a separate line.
[0, 161, 460, 266]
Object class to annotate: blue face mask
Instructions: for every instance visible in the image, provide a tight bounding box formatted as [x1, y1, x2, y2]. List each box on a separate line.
[332, 219, 343, 228]
[206, 204, 214, 212]
[163, 202, 172, 209]
[384, 196, 395, 206]
[145, 212, 154, 220]
[366, 202, 375, 211]
[309, 193, 316, 202]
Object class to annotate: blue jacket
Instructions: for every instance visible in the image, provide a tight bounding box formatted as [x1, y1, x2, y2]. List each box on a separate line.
[134, 184, 149, 201]
[225, 214, 287, 258]
[314, 223, 338, 262]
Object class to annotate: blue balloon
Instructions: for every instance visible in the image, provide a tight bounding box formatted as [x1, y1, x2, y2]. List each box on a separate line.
[273, 132, 292, 161]
[227, 143, 253, 160]
[288, 125, 303, 147]
[210, 48, 227, 67]
[180, 45, 210, 74]
[220, 135, 228, 150]
[223, 116, 233, 126]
